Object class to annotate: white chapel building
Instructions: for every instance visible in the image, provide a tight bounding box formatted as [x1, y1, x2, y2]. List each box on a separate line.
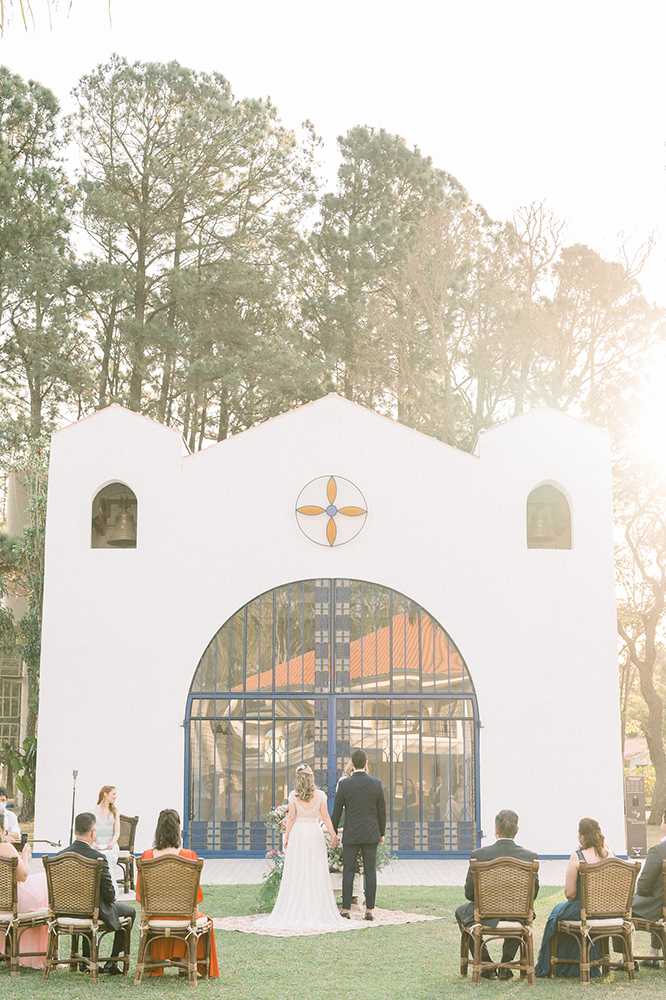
[35, 394, 624, 856]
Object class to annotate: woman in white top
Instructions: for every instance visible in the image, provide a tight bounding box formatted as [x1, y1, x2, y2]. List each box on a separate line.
[94, 784, 121, 878]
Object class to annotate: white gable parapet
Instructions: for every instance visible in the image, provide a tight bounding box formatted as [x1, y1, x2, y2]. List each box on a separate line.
[35, 397, 623, 857]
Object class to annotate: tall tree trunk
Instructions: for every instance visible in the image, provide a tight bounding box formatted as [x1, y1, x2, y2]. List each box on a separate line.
[217, 388, 229, 441]
[98, 292, 118, 407]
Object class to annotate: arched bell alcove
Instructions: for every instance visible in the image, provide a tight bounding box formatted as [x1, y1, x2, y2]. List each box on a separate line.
[526, 483, 572, 549]
[91, 482, 138, 549]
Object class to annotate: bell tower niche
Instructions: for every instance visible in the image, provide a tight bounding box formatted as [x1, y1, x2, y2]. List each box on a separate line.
[91, 482, 138, 549]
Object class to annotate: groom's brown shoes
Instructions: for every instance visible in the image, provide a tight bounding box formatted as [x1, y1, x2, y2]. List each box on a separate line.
[364, 911, 374, 921]
[341, 912, 350, 919]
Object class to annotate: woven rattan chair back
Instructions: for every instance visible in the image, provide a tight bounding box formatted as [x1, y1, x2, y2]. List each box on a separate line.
[137, 854, 203, 921]
[0, 853, 18, 915]
[118, 815, 138, 853]
[580, 858, 641, 918]
[43, 853, 103, 918]
[472, 857, 539, 921]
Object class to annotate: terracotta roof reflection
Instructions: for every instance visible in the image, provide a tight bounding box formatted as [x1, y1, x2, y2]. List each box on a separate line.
[235, 613, 468, 693]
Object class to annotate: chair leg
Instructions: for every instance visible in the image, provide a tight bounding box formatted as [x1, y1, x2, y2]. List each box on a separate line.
[460, 928, 470, 977]
[70, 933, 79, 972]
[43, 929, 57, 980]
[580, 932, 590, 985]
[122, 920, 131, 976]
[624, 931, 636, 981]
[600, 936, 610, 976]
[526, 932, 536, 986]
[134, 931, 147, 986]
[188, 930, 197, 986]
[90, 930, 99, 985]
[549, 929, 558, 977]
[518, 936, 526, 978]
[9, 924, 19, 977]
[471, 930, 482, 986]
[200, 927, 211, 980]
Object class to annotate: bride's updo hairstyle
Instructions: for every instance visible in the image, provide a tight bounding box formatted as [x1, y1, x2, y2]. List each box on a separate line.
[295, 764, 315, 802]
[578, 816, 607, 858]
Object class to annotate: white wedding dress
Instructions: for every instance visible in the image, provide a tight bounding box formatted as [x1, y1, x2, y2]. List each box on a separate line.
[258, 790, 354, 932]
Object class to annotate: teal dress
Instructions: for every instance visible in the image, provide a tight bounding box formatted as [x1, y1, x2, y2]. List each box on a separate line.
[535, 850, 602, 978]
[94, 810, 120, 877]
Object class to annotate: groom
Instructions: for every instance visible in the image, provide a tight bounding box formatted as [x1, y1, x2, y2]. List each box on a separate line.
[331, 749, 386, 921]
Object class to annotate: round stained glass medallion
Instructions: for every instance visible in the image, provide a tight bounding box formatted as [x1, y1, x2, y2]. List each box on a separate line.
[296, 475, 368, 547]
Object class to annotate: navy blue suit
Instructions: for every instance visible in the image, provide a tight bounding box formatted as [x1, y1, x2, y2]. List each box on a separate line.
[56, 840, 135, 958]
[332, 770, 386, 910]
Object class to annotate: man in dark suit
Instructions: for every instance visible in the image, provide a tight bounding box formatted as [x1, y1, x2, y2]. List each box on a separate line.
[631, 810, 666, 966]
[456, 809, 539, 980]
[331, 748, 386, 921]
[56, 811, 135, 974]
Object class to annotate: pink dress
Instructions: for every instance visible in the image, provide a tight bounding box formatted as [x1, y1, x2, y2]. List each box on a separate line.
[0, 872, 49, 969]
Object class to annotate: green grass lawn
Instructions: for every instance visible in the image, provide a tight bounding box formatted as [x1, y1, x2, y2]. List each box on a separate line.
[2, 885, 665, 998]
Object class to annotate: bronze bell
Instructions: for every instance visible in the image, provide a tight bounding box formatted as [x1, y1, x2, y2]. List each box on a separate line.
[527, 503, 555, 546]
[107, 506, 137, 548]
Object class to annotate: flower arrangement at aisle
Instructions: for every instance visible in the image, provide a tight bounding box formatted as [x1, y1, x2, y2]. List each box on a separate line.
[259, 802, 395, 911]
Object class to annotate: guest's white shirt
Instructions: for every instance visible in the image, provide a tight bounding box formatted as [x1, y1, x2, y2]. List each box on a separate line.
[2, 809, 20, 837]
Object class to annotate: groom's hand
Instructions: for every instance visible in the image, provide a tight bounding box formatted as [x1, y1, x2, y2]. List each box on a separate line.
[379, 837, 384, 845]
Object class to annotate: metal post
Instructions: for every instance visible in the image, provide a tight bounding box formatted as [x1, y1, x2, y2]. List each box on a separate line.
[68, 770, 78, 845]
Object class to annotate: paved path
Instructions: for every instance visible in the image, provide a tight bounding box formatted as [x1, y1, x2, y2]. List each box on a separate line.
[197, 857, 570, 886]
[29, 855, 570, 887]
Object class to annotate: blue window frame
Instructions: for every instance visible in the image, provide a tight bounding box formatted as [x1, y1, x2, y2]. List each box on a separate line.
[184, 579, 480, 856]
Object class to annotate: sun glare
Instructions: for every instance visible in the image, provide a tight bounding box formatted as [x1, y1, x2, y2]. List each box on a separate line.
[635, 380, 666, 469]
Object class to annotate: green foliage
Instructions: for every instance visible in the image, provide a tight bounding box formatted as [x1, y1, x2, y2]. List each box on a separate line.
[258, 849, 285, 911]
[0, 735, 36, 798]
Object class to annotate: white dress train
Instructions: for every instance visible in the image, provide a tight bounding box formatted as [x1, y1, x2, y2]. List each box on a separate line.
[258, 790, 354, 932]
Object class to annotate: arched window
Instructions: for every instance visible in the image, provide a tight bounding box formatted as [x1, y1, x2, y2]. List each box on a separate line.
[91, 483, 138, 549]
[526, 484, 571, 549]
[185, 579, 479, 856]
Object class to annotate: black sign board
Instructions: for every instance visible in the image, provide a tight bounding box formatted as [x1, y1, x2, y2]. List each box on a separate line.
[625, 774, 647, 859]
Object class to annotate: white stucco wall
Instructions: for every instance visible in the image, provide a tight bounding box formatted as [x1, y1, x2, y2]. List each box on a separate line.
[35, 395, 624, 856]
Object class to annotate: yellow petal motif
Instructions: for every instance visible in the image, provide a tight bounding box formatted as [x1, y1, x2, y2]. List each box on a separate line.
[297, 506, 325, 516]
[327, 476, 337, 504]
[337, 506, 366, 517]
[326, 517, 337, 546]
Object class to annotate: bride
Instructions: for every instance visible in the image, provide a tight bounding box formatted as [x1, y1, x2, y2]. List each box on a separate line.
[258, 764, 356, 932]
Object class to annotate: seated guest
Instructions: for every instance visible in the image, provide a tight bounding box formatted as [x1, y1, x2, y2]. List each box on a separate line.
[535, 816, 614, 977]
[93, 785, 121, 880]
[0, 832, 49, 968]
[456, 809, 539, 980]
[631, 809, 666, 967]
[57, 811, 135, 975]
[136, 808, 219, 978]
[0, 787, 20, 842]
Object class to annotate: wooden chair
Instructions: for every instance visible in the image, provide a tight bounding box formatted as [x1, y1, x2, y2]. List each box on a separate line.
[631, 860, 666, 969]
[117, 815, 139, 893]
[550, 858, 641, 983]
[0, 853, 49, 976]
[460, 857, 540, 985]
[135, 854, 212, 986]
[42, 853, 132, 983]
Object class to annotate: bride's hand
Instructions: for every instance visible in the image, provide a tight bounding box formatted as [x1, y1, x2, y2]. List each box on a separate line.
[330, 834, 339, 848]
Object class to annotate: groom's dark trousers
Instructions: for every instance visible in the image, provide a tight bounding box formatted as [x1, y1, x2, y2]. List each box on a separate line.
[342, 843, 378, 909]
[332, 770, 386, 911]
